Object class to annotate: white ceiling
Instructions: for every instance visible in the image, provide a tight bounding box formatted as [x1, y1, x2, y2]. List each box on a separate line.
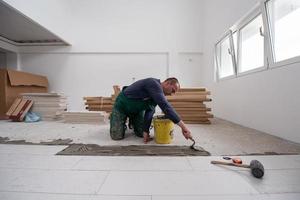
[0, 0, 69, 46]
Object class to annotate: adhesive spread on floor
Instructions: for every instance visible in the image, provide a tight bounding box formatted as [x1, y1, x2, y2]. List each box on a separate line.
[40, 139, 73, 145]
[56, 144, 211, 156]
[0, 137, 72, 145]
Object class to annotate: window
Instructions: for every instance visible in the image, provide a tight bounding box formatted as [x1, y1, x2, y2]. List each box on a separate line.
[214, 0, 300, 81]
[215, 33, 235, 79]
[239, 14, 264, 73]
[266, 0, 300, 62]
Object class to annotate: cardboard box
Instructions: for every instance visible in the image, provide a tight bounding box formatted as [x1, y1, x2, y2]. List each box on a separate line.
[0, 69, 48, 116]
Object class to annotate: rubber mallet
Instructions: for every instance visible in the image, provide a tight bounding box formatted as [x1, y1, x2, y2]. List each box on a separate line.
[211, 159, 264, 178]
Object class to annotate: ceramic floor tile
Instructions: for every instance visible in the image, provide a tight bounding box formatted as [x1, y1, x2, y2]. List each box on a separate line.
[188, 155, 300, 171]
[244, 169, 300, 194]
[73, 156, 192, 171]
[0, 144, 67, 155]
[98, 171, 258, 195]
[0, 154, 82, 170]
[0, 169, 17, 189]
[152, 193, 300, 200]
[0, 168, 108, 194]
[258, 193, 300, 200]
[0, 192, 151, 200]
[187, 156, 231, 171]
[231, 155, 300, 170]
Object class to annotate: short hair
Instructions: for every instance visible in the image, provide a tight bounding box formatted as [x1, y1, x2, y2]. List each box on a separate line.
[164, 77, 180, 88]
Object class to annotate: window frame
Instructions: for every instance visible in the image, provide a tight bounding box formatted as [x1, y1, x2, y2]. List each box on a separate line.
[214, 30, 236, 81]
[263, 0, 300, 69]
[232, 5, 268, 77]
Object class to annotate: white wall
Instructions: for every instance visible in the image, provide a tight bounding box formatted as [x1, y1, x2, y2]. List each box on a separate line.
[0, 52, 6, 67]
[5, 0, 203, 53]
[6, 52, 20, 70]
[3, 0, 205, 110]
[19, 53, 168, 110]
[202, 0, 300, 143]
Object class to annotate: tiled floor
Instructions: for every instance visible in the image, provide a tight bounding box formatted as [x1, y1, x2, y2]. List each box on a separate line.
[0, 144, 299, 199]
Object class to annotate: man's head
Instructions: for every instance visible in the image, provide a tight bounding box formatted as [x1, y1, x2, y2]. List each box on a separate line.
[161, 77, 180, 96]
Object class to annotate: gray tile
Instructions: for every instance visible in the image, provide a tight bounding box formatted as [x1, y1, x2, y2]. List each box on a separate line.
[73, 156, 192, 171]
[152, 193, 300, 200]
[0, 154, 82, 170]
[246, 169, 300, 194]
[0, 192, 151, 200]
[188, 155, 300, 171]
[0, 169, 108, 194]
[0, 144, 67, 155]
[98, 171, 258, 195]
[233, 155, 300, 170]
[259, 193, 300, 200]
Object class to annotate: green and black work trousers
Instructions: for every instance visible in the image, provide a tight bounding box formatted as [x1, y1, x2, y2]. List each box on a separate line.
[110, 92, 156, 140]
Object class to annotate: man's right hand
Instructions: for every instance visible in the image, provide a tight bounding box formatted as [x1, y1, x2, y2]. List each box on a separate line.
[177, 120, 193, 140]
[182, 127, 192, 140]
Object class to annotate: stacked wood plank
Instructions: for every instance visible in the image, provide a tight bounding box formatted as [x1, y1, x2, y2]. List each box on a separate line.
[20, 93, 67, 121]
[84, 96, 114, 112]
[6, 97, 33, 121]
[63, 111, 108, 124]
[84, 85, 120, 113]
[84, 86, 213, 124]
[166, 88, 213, 124]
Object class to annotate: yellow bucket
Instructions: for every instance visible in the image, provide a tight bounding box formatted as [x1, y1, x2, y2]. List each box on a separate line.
[153, 118, 174, 144]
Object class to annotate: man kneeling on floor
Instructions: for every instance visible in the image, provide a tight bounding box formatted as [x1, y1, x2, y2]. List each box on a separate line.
[110, 77, 193, 143]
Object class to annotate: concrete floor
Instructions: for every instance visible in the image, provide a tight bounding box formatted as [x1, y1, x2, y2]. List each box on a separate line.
[0, 118, 299, 156]
[0, 118, 300, 199]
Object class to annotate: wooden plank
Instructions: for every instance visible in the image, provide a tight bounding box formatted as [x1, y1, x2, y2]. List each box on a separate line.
[174, 107, 211, 111]
[170, 102, 206, 108]
[175, 91, 211, 95]
[86, 107, 113, 112]
[180, 116, 213, 121]
[113, 85, 120, 95]
[83, 97, 112, 101]
[6, 97, 22, 116]
[179, 88, 206, 92]
[84, 101, 113, 105]
[167, 97, 212, 102]
[179, 113, 213, 118]
[86, 105, 113, 108]
[184, 120, 211, 124]
[167, 95, 208, 100]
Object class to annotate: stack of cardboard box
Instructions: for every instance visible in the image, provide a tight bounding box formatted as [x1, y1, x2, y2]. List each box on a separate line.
[0, 69, 48, 117]
[21, 93, 67, 121]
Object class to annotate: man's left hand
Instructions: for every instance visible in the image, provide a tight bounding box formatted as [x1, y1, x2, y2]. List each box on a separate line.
[143, 132, 153, 143]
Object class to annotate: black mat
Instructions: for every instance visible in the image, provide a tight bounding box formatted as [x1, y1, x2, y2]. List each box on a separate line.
[56, 144, 211, 156]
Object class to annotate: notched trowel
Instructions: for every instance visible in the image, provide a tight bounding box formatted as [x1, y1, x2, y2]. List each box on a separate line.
[189, 138, 202, 151]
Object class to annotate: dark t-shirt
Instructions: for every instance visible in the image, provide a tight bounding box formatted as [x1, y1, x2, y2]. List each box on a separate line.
[123, 78, 181, 132]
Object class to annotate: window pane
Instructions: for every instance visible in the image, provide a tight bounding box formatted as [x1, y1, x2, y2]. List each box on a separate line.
[267, 0, 300, 62]
[239, 14, 264, 73]
[216, 36, 234, 78]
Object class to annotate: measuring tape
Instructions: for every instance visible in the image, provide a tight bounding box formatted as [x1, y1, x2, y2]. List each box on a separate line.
[223, 157, 242, 164]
